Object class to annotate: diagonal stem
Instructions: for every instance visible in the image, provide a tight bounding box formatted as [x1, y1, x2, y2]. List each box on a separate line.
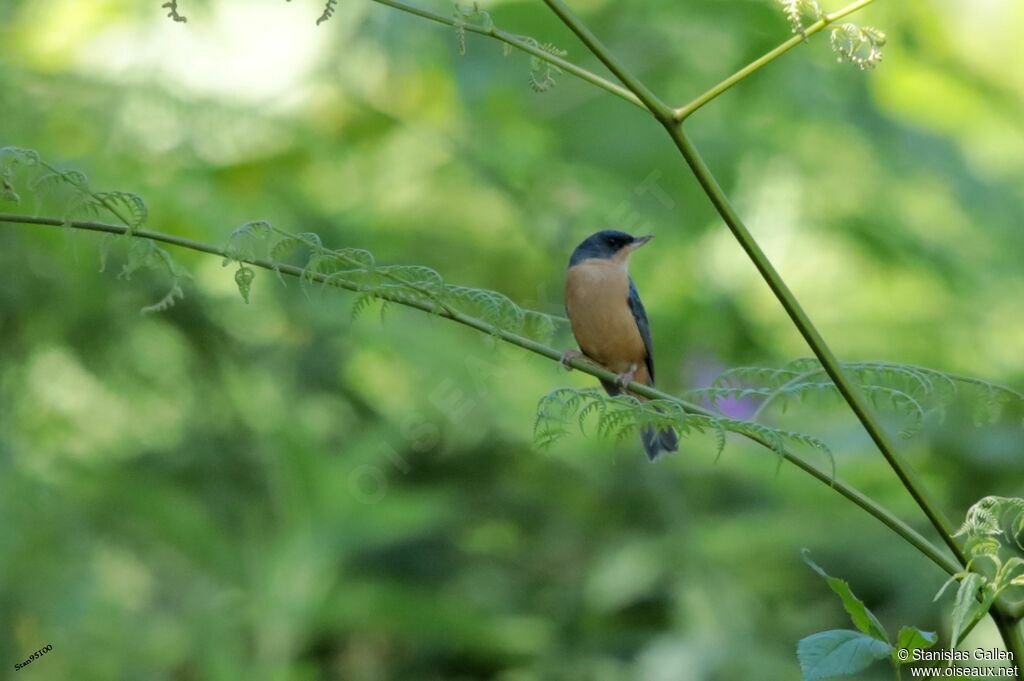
[674, 0, 878, 120]
[538, 0, 674, 121]
[662, 124, 968, 568]
[0, 211, 959, 578]
[533, 0, 967, 570]
[369, 0, 646, 110]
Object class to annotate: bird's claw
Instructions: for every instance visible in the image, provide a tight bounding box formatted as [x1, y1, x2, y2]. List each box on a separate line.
[559, 349, 583, 371]
[616, 365, 638, 389]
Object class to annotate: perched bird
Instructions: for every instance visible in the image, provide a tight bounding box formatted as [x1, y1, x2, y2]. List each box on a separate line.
[563, 230, 679, 461]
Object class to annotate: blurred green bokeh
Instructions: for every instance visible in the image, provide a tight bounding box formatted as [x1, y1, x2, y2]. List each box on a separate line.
[1, 0, 1023, 679]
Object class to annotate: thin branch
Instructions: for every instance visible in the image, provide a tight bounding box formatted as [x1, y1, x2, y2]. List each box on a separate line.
[532, 0, 965, 571]
[674, 0, 878, 121]
[0, 211, 958, 578]
[661, 124, 969, 569]
[538, 0, 672, 120]
[369, 0, 646, 110]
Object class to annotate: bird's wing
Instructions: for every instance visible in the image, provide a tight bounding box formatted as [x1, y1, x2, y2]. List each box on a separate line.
[627, 277, 656, 383]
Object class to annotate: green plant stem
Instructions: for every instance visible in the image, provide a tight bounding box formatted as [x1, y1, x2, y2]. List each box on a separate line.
[368, 0, 646, 110]
[539, 0, 674, 121]
[536, 0, 989, 623]
[388, 0, 1015, 638]
[660, 125, 968, 570]
[674, 0, 877, 120]
[382, 0, 971, 578]
[0, 211, 959, 579]
[994, 613, 1024, 672]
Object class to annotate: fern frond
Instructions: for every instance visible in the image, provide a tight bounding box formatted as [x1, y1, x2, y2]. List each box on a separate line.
[221, 220, 562, 340]
[350, 292, 381, 320]
[777, 0, 822, 39]
[162, 0, 188, 23]
[141, 283, 185, 314]
[523, 39, 567, 93]
[1, 147, 41, 203]
[522, 310, 557, 344]
[234, 265, 255, 304]
[316, 0, 338, 25]
[269, 235, 300, 261]
[223, 220, 273, 264]
[956, 497, 1024, 538]
[452, 2, 494, 55]
[111, 237, 191, 313]
[707, 358, 1023, 435]
[830, 23, 886, 70]
[92, 191, 148, 232]
[955, 496, 1024, 558]
[534, 387, 833, 475]
[447, 285, 523, 330]
[711, 365, 805, 390]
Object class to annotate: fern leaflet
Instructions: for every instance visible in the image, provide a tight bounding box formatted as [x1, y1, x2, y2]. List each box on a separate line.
[535, 387, 834, 476]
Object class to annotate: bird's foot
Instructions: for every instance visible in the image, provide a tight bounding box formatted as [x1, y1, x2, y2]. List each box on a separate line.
[616, 364, 639, 389]
[558, 349, 584, 371]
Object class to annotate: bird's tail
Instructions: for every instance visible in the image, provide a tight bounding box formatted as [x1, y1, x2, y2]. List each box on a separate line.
[600, 379, 679, 462]
[641, 422, 679, 461]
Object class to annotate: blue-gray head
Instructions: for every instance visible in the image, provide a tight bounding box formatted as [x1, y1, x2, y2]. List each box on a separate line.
[569, 230, 654, 267]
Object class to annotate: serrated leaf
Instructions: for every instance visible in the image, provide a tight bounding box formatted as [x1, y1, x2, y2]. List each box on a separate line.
[802, 550, 889, 642]
[829, 23, 886, 70]
[141, 283, 184, 314]
[893, 626, 937, 665]
[950, 573, 987, 647]
[797, 630, 891, 681]
[966, 535, 1001, 557]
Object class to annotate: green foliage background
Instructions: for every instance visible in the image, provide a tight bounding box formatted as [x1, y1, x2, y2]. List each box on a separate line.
[1, 0, 1023, 678]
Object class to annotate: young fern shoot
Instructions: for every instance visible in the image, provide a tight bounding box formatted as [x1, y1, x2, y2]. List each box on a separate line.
[1, 146, 189, 314]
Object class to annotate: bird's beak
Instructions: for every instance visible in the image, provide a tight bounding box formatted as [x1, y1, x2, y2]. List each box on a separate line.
[630, 235, 654, 249]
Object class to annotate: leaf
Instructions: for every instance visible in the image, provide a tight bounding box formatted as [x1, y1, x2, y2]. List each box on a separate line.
[778, 0, 822, 38]
[527, 40, 567, 93]
[802, 550, 889, 642]
[1, 177, 19, 203]
[965, 535, 1001, 558]
[893, 626, 937, 665]
[933, 573, 965, 602]
[119, 239, 159, 280]
[533, 387, 827, 465]
[708, 359, 1023, 443]
[950, 573, 987, 647]
[235, 266, 255, 304]
[829, 23, 886, 70]
[93, 191, 148, 231]
[141, 283, 184, 314]
[797, 630, 891, 681]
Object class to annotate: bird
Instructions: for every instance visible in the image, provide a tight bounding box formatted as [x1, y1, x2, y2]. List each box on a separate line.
[563, 229, 679, 461]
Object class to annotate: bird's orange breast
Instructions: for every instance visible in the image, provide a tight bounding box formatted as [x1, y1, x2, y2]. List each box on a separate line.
[565, 258, 648, 378]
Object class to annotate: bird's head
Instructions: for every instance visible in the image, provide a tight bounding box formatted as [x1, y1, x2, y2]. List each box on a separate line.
[569, 230, 654, 267]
